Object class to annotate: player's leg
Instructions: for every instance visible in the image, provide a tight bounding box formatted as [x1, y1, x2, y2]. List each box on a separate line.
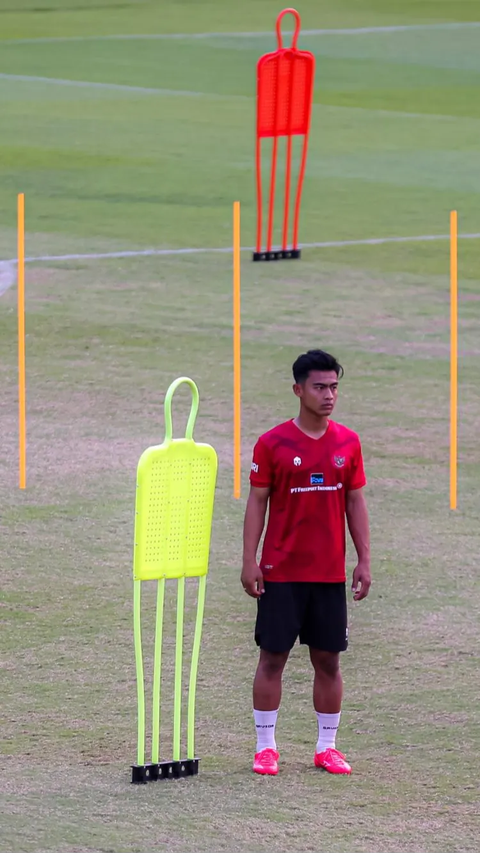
[252, 649, 288, 774]
[310, 648, 348, 768]
[252, 581, 307, 774]
[300, 582, 351, 774]
[310, 648, 343, 715]
[253, 648, 290, 712]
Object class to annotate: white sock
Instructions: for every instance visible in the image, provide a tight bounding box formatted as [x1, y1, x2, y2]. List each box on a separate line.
[316, 711, 341, 753]
[253, 709, 278, 752]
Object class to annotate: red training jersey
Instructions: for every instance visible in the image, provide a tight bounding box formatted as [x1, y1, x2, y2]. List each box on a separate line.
[249, 419, 366, 583]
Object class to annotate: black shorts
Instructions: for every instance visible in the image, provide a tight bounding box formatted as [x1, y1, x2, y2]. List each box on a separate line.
[255, 581, 348, 654]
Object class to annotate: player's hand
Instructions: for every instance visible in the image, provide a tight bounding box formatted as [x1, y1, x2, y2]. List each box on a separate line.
[351, 562, 371, 601]
[241, 562, 265, 598]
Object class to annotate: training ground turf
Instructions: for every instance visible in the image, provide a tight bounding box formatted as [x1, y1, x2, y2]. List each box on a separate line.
[1, 2, 479, 852]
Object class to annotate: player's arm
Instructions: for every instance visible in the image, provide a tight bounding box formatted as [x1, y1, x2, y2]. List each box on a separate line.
[346, 487, 371, 601]
[241, 486, 270, 599]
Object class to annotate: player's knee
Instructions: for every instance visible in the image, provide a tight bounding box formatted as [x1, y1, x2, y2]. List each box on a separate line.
[258, 649, 289, 679]
[310, 649, 340, 680]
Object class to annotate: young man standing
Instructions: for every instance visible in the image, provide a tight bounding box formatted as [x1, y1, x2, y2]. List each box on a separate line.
[241, 349, 371, 776]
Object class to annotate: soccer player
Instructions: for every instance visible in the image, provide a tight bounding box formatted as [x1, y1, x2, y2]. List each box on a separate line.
[241, 349, 371, 776]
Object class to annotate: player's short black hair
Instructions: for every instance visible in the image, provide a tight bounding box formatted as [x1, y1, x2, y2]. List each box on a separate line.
[292, 349, 344, 383]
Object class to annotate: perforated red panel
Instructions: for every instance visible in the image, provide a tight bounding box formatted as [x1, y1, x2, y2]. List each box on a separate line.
[257, 48, 315, 138]
[254, 8, 316, 254]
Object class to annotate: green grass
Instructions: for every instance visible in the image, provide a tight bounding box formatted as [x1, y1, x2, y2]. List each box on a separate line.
[1, 0, 479, 39]
[1, 2, 480, 852]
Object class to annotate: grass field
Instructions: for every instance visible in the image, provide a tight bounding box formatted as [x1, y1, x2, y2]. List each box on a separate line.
[1, 2, 480, 852]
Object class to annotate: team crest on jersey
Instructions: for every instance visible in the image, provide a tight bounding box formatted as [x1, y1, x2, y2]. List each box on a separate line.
[333, 455, 346, 468]
[293, 456, 302, 466]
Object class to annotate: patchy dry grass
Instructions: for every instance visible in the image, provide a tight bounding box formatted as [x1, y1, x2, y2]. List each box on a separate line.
[1, 250, 479, 853]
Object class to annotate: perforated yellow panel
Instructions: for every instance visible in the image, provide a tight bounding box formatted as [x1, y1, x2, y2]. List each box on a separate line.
[133, 439, 218, 581]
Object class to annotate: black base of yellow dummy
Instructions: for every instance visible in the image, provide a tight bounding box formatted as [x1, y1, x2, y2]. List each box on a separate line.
[131, 759, 200, 784]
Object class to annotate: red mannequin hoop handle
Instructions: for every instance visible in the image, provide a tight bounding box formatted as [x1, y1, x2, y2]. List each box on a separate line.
[276, 7, 301, 50]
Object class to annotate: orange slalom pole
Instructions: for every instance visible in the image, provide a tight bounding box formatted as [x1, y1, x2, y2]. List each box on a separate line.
[18, 193, 26, 490]
[233, 201, 241, 499]
[450, 210, 458, 510]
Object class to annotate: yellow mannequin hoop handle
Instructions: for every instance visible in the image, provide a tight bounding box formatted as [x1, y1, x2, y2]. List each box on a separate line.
[163, 377, 199, 443]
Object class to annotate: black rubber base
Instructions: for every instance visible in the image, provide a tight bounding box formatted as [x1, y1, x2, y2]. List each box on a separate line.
[131, 759, 200, 784]
[253, 249, 301, 262]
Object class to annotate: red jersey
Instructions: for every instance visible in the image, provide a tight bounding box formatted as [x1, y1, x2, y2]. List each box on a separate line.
[249, 419, 366, 583]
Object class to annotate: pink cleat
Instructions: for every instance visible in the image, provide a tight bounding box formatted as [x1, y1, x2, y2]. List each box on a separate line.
[253, 748, 279, 776]
[314, 747, 351, 775]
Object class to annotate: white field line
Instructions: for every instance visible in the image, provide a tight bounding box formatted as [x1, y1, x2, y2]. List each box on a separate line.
[1, 22, 480, 45]
[0, 74, 464, 122]
[0, 72, 242, 99]
[0, 261, 16, 296]
[1, 232, 480, 298]
[0, 73, 466, 122]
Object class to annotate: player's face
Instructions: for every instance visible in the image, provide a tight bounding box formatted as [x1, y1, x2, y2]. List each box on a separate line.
[293, 370, 339, 416]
